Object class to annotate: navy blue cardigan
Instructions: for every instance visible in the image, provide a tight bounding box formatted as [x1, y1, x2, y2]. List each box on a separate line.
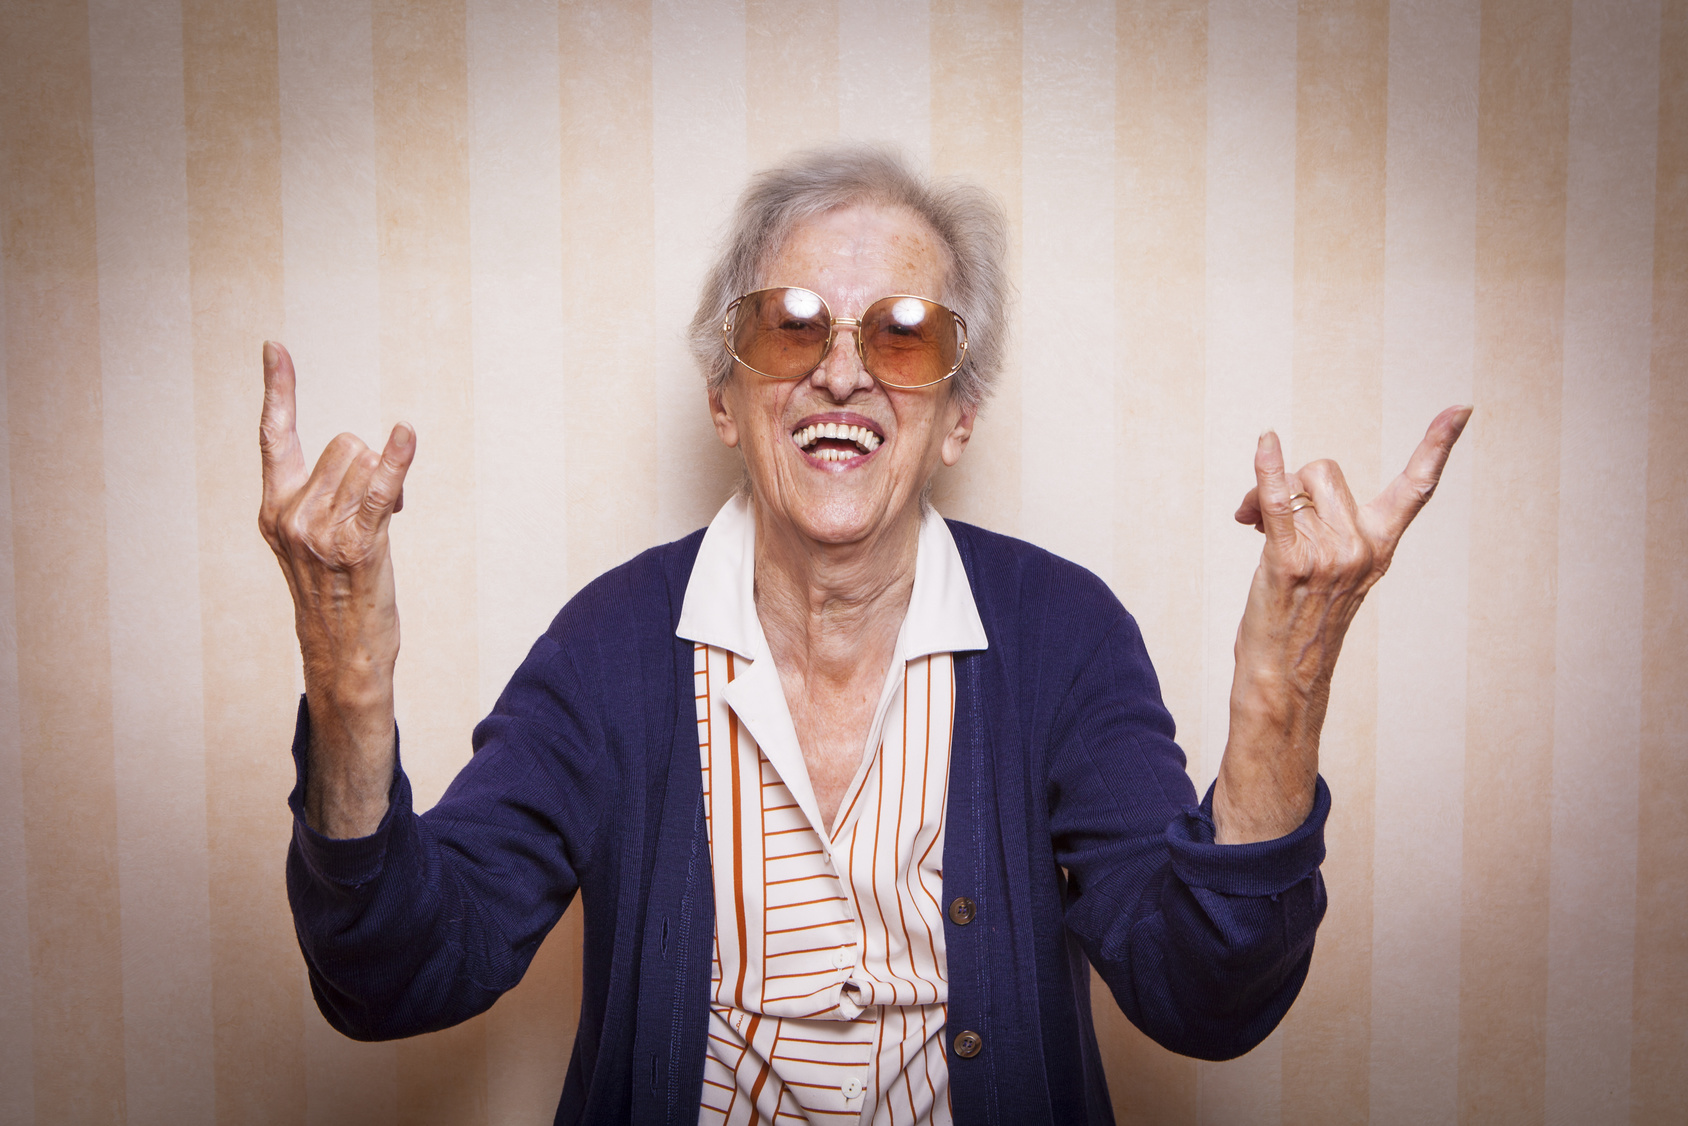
[288, 521, 1328, 1125]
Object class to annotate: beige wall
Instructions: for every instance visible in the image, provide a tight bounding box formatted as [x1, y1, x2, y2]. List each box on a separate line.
[1, 0, 1682, 1122]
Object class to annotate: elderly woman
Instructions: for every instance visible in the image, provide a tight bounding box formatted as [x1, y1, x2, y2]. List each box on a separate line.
[264, 148, 1467, 1125]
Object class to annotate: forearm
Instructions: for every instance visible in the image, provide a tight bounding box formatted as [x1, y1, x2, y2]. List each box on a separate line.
[1213, 579, 1349, 844]
[1213, 671, 1326, 844]
[303, 665, 397, 838]
[295, 559, 401, 838]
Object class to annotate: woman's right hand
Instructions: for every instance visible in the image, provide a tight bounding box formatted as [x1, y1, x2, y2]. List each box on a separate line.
[259, 341, 416, 838]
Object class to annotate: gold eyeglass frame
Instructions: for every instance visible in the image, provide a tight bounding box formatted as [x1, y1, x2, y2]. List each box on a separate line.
[721, 286, 969, 390]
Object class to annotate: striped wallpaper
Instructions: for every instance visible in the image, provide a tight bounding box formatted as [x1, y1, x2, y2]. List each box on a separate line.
[0, 0, 1681, 1123]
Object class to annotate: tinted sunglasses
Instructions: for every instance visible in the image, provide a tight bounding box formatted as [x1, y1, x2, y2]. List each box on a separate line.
[721, 287, 968, 390]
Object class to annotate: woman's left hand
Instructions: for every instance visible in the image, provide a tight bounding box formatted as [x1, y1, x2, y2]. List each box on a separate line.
[1213, 404, 1472, 844]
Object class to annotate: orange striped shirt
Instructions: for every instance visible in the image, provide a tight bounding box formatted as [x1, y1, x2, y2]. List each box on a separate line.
[677, 496, 988, 1126]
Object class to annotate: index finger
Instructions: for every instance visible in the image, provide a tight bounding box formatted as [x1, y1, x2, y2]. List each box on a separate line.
[260, 341, 307, 507]
[1253, 429, 1299, 555]
[1365, 404, 1473, 541]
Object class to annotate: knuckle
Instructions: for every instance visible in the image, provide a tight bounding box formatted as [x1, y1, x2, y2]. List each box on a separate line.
[327, 431, 368, 458]
[1329, 536, 1374, 579]
[280, 508, 315, 551]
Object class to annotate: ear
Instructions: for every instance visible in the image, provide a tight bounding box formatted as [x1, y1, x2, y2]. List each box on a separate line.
[709, 381, 740, 448]
[940, 399, 976, 467]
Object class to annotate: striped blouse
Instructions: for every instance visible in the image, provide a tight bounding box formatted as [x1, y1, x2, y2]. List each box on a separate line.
[675, 496, 989, 1126]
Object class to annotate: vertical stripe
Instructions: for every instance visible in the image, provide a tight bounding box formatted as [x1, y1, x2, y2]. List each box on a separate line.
[467, 3, 578, 1120]
[371, 1, 489, 1121]
[279, 0, 382, 462]
[1198, 0, 1296, 798]
[1280, 2, 1387, 1122]
[0, 2, 126, 1122]
[1632, 1, 1688, 1119]
[746, 0, 839, 170]
[927, 0, 1022, 535]
[1545, 0, 1660, 1118]
[281, 0, 384, 465]
[1021, 0, 1115, 582]
[1460, 0, 1571, 1120]
[1099, 4, 1207, 1113]
[1198, 0, 1297, 1117]
[653, 0, 748, 541]
[89, 0, 216, 1121]
[838, 0, 932, 168]
[467, 0, 565, 714]
[304, 988, 396, 1126]
[0, 234, 31, 1126]
[182, 0, 306, 1117]
[1371, 0, 1479, 1121]
[485, 918, 578, 1124]
[1112, 0, 1207, 796]
[374, 0, 479, 810]
[275, 3, 400, 1119]
[560, 0, 658, 587]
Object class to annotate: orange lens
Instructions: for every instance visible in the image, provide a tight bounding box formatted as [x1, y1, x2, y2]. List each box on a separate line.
[858, 296, 961, 388]
[728, 289, 830, 379]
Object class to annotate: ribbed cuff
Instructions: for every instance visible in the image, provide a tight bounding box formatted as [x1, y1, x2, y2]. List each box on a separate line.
[286, 694, 407, 888]
[1165, 775, 1330, 897]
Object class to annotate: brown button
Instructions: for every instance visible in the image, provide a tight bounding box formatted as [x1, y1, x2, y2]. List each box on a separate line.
[953, 1030, 983, 1058]
[947, 896, 976, 925]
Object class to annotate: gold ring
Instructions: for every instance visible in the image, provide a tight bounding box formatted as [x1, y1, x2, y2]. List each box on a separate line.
[1289, 492, 1315, 513]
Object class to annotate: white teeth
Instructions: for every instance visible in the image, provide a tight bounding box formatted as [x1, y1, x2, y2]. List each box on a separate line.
[790, 422, 883, 457]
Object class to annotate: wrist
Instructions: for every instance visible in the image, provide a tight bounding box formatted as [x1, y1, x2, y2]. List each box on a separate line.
[302, 680, 396, 839]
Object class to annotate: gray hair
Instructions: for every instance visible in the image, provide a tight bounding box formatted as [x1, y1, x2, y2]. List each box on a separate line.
[686, 144, 1010, 411]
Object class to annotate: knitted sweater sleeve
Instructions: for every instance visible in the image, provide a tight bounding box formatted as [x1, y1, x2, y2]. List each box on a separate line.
[1047, 604, 1329, 1061]
[285, 624, 610, 1041]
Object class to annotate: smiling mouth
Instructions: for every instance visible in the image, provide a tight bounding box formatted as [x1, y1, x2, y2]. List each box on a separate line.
[791, 422, 882, 463]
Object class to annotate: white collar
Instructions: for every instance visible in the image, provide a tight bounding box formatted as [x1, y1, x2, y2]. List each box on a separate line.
[675, 492, 988, 660]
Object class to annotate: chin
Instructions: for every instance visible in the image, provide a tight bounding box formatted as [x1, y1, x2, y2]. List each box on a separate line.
[785, 491, 892, 546]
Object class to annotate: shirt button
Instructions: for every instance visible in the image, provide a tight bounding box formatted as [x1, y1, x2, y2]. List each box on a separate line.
[841, 1077, 864, 1100]
[953, 1030, 983, 1058]
[948, 896, 976, 925]
[833, 946, 852, 969]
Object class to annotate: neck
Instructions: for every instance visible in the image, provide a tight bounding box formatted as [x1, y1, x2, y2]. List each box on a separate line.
[751, 499, 921, 689]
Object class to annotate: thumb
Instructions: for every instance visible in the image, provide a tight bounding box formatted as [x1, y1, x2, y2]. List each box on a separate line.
[357, 422, 416, 536]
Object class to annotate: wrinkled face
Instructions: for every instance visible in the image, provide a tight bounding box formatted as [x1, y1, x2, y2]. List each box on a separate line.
[709, 203, 976, 549]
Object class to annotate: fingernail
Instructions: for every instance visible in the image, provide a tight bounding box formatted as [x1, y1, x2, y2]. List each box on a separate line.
[263, 341, 277, 368]
[394, 422, 414, 448]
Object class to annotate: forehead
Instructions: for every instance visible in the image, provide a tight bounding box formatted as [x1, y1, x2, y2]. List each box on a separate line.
[764, 203, 951, 301]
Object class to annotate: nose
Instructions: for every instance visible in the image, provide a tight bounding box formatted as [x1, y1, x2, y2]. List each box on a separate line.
[810, 319, 877, 401]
